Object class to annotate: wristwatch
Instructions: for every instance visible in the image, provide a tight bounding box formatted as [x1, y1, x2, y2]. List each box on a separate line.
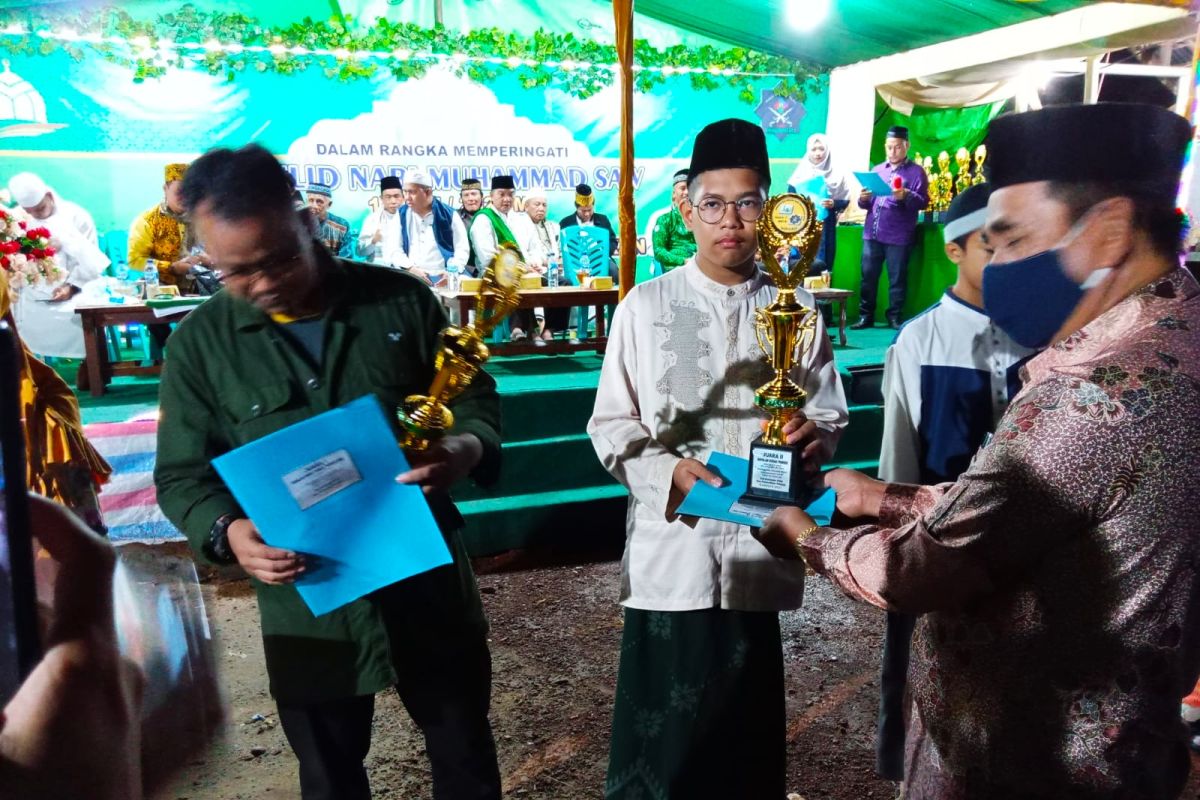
[205, 513, 238, 565]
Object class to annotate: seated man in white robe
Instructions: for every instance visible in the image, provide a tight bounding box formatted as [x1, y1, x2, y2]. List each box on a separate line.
[7, 172, 109, 359]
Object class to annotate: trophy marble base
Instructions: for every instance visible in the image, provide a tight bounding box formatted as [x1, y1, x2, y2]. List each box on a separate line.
[738, 434, 817, 512]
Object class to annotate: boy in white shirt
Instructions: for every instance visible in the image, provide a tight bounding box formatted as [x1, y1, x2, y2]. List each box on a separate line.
[588, 119, 848, 798]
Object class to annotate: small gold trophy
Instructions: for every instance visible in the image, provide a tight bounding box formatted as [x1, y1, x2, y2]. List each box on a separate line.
[936, 151, 954, 211]
[740, 193, 823, 509]
[972, 144, 988, 186]
[954, 147, 973, 195]
[396, 244, 525, 451]
[922, 155, 937, 212]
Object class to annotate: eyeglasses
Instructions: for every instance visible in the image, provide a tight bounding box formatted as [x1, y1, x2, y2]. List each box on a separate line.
[694, 196, 764, 224]
[218, 250, 304, 282]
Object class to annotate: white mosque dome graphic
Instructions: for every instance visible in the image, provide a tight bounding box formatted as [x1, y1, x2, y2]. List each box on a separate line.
[0, 60, 66, 137]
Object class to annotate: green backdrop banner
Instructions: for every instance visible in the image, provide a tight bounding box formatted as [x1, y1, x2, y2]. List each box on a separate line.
[870, 95, 1004, 172]
[0, 49, 828, 266]
[831, 224, 957, 325]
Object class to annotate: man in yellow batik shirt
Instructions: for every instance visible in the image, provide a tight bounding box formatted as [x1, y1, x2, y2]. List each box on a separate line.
[127, 162, 203, 294]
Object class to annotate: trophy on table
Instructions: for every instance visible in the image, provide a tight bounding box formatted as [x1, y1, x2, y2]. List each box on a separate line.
[954, 147, 973, 195]
[740, 193, 824, 510]
[396, 244, 526, 452]
[922, 156, 938, 213]
[972, 144, 988, 186]
[936, 151, 954, 211]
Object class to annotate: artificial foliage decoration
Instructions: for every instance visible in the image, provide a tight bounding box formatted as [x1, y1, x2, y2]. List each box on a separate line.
[0, 4, 824, 102]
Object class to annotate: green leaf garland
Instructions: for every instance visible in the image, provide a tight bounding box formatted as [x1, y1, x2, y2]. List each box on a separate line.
[0, 4, 825, 101]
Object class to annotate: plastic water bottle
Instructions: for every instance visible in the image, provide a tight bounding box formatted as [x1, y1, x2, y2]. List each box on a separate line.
[446, 262, 460, 293]
[547, 256, 559, 288]
[115, 260, 129, 281]
[144, 258, 159, 299]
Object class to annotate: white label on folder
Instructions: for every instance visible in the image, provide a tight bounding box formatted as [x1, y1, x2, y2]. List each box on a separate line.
[728, 500, 773, 525]
[749, 449, 792, 493]
[283, 450, 362, 511]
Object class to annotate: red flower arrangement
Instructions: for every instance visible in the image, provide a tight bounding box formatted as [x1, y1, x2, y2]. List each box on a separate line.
[0, 207, 63, 290]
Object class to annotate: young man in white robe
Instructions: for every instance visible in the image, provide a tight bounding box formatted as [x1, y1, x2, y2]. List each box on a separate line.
[587, 118, 848, 798]
[356, 175, 404, 265]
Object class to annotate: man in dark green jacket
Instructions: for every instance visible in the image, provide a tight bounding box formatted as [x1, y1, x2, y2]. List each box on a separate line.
[154, 144, 502, 800]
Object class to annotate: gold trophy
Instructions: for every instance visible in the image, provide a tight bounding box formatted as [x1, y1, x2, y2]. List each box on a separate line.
[954, 147, 973, 195]
[936, 151, 954, 211]
[972, 144, 988, 186]
[922, 155, 938, 212]
[396, 244, 525, 451]
[740, 193, 823, 509]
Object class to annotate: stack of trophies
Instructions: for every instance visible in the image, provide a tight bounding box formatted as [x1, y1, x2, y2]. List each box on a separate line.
[913, 144, 987, 218]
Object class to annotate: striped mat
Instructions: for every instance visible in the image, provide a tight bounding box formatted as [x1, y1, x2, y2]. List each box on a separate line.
[87, 418, 186, 543]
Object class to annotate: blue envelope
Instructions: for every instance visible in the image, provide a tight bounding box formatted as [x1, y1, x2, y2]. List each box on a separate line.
[854, 170, 894, 196]
[212, 394, 451, 617]
[676, 451, 836, 528]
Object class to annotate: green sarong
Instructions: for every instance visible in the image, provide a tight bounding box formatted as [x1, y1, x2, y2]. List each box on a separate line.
[606, 607, 786, 799]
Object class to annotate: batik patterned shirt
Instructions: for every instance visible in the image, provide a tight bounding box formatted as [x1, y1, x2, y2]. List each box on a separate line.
[804, 267, 1200, 798]
[127, 202, 194, 289]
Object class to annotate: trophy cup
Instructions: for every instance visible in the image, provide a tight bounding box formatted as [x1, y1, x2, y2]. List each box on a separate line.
[954, 147, 973, 195]
[396, 244, 526, 452]
[972, 144, 988, 186]
[922, 155, 938, 214]
[740, 193, 823, 510]
[936, 151, 954, 211]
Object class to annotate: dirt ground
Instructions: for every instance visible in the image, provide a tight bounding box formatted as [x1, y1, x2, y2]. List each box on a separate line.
[151, 550, 1200, 800]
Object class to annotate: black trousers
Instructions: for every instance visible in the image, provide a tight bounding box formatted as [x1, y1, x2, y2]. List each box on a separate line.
[277, 637, 501, 800]
[876, 611, 917, 780]
[860, 240, 913, 325]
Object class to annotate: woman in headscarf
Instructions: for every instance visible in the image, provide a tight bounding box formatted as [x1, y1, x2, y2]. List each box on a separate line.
[787, 133, 850, 269]
[0, 269, 110, 533]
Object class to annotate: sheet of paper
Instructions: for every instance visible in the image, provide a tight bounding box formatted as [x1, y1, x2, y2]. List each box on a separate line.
[675, 451, 836, 528]
[152, 305, 194, 318]
[853, 170, 894, 196]
[212, 394, 451, 616]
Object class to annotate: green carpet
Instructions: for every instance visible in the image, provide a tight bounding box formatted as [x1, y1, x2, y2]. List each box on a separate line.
[68, 330, 892, 554]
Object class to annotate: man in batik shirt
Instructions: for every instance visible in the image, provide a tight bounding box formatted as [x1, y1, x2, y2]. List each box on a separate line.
[758, 103, 1200, 799]
[305, 183, 355, 258]
[128, 162, 198, 292]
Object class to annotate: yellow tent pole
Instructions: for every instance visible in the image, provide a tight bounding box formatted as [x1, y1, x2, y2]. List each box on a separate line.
[612, 0, 636, 298]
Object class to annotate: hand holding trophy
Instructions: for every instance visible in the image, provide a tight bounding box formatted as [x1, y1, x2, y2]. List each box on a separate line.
[397, 244, 526, 451]
[739, 193, 823, 511]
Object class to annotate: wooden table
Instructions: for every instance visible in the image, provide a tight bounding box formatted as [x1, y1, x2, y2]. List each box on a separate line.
[75, 303, 195, 396]
[811, 288, 854, 346]
[437, 286, 619, 356]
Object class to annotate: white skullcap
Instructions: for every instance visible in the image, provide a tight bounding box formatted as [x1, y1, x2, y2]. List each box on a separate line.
[8, 172, 49, 207]
[404, 169, 432, 188]
[524, 187, 547, 201]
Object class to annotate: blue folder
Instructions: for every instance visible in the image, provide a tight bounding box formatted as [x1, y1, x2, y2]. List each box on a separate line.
[212, 394, 451, 617]
[854, 170, 893, 196]
[791, 176, 831, 222]
[676, 451, 836, 528]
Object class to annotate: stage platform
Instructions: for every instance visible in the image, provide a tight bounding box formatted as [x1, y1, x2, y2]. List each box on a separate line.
[69, 326, 894, 554]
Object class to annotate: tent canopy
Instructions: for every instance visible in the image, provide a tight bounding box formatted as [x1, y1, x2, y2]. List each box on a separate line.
[2, 1, 1190, 70]
[635, 0, 1191, 67]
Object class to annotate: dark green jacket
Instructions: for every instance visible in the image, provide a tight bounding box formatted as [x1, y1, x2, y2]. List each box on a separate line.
[154, 255, 501, 704]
